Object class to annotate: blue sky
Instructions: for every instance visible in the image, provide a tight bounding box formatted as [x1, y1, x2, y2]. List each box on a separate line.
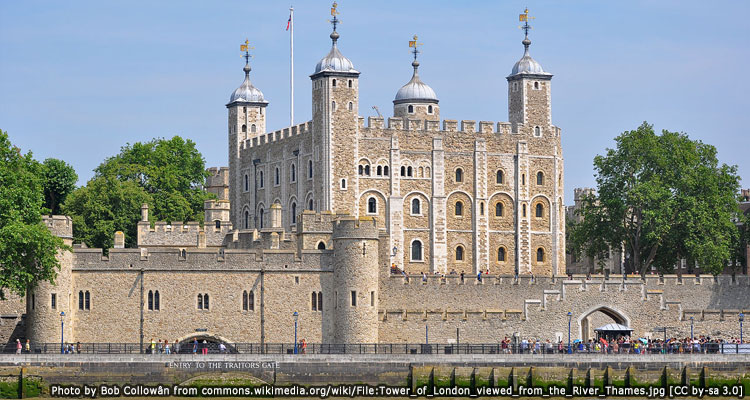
[1, 1, 747, 204]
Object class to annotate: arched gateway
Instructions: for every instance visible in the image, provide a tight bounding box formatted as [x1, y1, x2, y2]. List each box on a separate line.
[577, 305, 630, 342]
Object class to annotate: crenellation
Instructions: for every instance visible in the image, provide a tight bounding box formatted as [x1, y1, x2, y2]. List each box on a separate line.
[460, 120, 476, 133]
[442, 119, 457, 131]
[387, 117, 403, 130]
[478, 121, 494, 133]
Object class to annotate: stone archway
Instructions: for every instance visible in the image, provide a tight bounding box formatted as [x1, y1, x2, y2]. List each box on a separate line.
[173, 332, 236, 354]
[577, 305, 630, 342]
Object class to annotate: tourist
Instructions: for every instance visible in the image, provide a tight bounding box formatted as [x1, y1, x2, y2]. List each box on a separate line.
[460, 271, 465, 283]
[202, 339, 208, 355]
[174, 340, 181, 354]
[24, 339, 30, 354]
[193, 339, 198, 354]
[150, 338, 156, 355]
[421, 272, 427, 282]
[301, 339, 307, 354]
[477, 271, 482, 282]
[165, 340, 170, 354]
[15, 339, 21, 354]
[219, 342, 226, 354]
[76, 342, 81, 354]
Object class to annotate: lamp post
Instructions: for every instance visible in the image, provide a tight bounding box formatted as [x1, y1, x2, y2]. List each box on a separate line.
[293, 311, 299, 354]
[59, 311, 65, 354]
[689, 316, 694, 354]
[740, 313, 744, 344]
[567, 311, 572, 354]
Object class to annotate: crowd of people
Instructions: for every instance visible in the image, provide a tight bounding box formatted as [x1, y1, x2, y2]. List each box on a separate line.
[147, 338, 228, 354]
[501, 335, 745, 354]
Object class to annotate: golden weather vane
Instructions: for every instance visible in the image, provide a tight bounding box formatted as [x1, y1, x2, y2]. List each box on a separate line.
[519, 8, 535, 37]
[240, 39, 254, 63]
[331, 1, 339, 16]
[408, 34, 423, 61]
[329, 2, 341, 31]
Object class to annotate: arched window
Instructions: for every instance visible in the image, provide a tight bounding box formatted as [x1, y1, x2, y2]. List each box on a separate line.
[411, 198, 421, 215]
[244, 174, 249, 191]
[242, 124, 247, 133]
[249, 290, 254, 311]
[154, 290, 160, 310]
[536, 171, 544, 185]
[312, 292, 317, 311]
[480, 202, 484, 215]
[418, 167, 424, 177]
[534, 81, 539, 89]
[317, 292, 323, 311]
[377, 166, 382, 176]
[496, 170, 504, 184]
[340, 179, 346, 189]
[198, 294, 203, 309]
[258, 207, 265, 228]
[308, 160, 313, 178]
[244, 210, 250, 229]
[364, 165, 370, 176]
[78, 291, 84, 310]
[407, 166, 413, 177]
[428, 105, 433, 113]
[148, 290, 153, 310]
[495, 202, 503, 217]
[291, 202, 297, 224]
[308, 199, 314, 211]
[522, 204, 527, 217]
[251, 124, 257, 133]
[274, 167, 280, 185]
[291, 164, 296, 182]
[455, 246, 464, 261]
[411, 240, 423, 261]
[367, 197, 377, 214]
[243, 290, 248, 311]
[214, 220, 221, 229]
[243, 106, 246, 113]
[181, 249, 186, 258]
[204, 294, 210, 310]
[348, 102, 353, 111]
[400, 166, 406, 176]
[536, 203, 543, 218]
[259, 171, 264, 188]
[455, 201, 463, 216]
[498, 247, 506, 262]
[332, 78, 337, 87]
[408, 105, 414, 113]
[85, 291, 90, 310]
[317, 241, 326, 250]
[359, 165, 363, 175]
[384, 166, 389, 176]
[536, 248, 545, 262]
[348, 79, 352, 88]
[455, 168, 463, 182]
[331, 101, 336, 111]
[522, 174, 526, 185]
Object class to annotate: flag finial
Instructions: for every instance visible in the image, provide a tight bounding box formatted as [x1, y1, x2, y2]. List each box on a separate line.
[518, 8, 535, 50]
[328, 2, 341, 44]
[408, 34, 423, 63]
[240, 39, 254, 75]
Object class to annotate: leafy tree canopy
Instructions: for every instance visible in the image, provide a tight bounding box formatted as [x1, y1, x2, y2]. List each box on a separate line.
[62, 176, 152, 249]
[94, 136, 213, 223]
[569, 122, 740, 276]
[0, 130, 67, 299]
[41, 158, 78, 215]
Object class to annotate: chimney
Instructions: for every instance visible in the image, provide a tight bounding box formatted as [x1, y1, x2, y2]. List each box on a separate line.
[114, 231, 125, 248]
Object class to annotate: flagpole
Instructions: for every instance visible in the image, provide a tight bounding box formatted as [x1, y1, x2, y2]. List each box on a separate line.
[290, 6, 294, 127]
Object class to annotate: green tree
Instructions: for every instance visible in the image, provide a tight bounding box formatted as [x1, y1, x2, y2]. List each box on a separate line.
[62, 176, 152, 249]
[94, 136, 213, 223]
[41, 158, 78, 215]
[570, 122, 740, 276]
[0, 130, 67, 299]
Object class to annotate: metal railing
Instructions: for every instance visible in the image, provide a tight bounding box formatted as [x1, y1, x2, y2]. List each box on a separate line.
[2, 342, 749, 355]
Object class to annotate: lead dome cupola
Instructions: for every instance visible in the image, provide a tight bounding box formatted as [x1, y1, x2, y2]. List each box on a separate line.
[313, 6, 359, 75]
[394, 60, 438, 104]
[228, 60, 267, 104]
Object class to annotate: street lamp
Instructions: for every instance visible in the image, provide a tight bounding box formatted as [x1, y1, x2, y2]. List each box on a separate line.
[689, 316, 694, 354]
[59, 311, 65, 354]
[567, 311, 572, 354]
[293, 311, 299, 354]
[740, 313, 744, 344]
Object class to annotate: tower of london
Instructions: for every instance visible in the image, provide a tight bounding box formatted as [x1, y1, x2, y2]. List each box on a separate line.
[3, 6, 747, 348]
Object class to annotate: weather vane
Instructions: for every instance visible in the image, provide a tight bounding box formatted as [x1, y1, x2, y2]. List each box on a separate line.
[408, 34, 423, 61]
[240, 39, 254, 63]
[329, 2, 340, 31]
[518, 8, 535, 38]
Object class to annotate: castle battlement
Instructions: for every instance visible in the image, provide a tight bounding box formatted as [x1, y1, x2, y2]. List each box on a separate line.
[360, 116, 553, 137]
[42, 215, 73, 239]
[242, 120, 313, 150]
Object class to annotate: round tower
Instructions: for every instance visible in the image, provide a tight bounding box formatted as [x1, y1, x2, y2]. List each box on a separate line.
[331, 216, 379, 344]
[27, 216, 74, 345]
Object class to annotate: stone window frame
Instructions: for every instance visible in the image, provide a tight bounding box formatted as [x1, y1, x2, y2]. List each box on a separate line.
[496, 169, 505, 185]
[242, 124, 247, 133]
[454, 200, 464, 217]
[51, 293, 56, 309]
[534, 126, 542, 137]
[535, 202, 544, 218]
[251, 124, 257, 133]
[274, 167, 281, 187]
[258, 169, 265, 188]
[197, 293, 210, 310]
[367, 197, 378, 215]
[290, 163, 296, 183]
[536, 247, 546, 263]
[410, 239, 424, 262]
[427, 105, 433, 114]
[495, 201, 504, 217]
[513, 81, 519, 92]
[244, 174, 249, 192]
[78, 290, 91, 311]
[350, 290, 357, 307]
[331, 101, 337, 111]
[348, 79, 353, 88]
[455, 245, 465, 262]
[317, 241, 326, 250]
[408, 105, 414, 114]
[340, 178, 347, 190]
[536, 170, 545, 186]
[290, 201, 297, 225]
[370, 291, 375, 307]
[410, 197, 422, 216]
[497, 246, 507, 263]
[307, 160, 313, 180]
[534, 81, 540, 90]
[454, 167, 464, 183]
[348, 102, 353, 111]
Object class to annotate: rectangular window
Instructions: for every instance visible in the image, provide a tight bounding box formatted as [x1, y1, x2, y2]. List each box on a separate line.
[351, 291, 357, 307]
[51, 293, 57, 309]
[31, 294, 35, 310]
[370, 291, 375, 307]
